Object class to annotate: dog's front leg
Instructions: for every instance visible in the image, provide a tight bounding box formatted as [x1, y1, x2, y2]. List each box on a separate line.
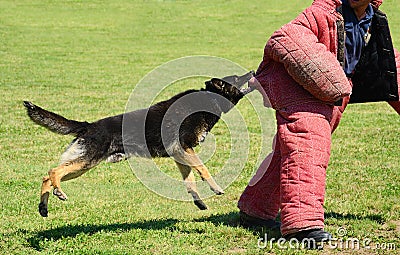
[175, 148, 224, 195]
[175, 161, 207, 210]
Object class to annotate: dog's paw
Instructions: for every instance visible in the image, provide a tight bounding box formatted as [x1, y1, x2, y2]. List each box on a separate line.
[53, 188, 68, 201]
[205, 178, 225, 195]
[210, 186, 224, 195]
[194, 200, 208, 210]
[38, 202, 48, 217]
[214, 190, 225, 195]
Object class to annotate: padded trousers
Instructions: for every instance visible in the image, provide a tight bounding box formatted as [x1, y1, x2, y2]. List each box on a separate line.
[238, 102, 338, 235]
[238, 98, 400, 235]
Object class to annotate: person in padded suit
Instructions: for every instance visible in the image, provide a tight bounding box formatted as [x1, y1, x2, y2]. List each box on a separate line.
[238, 0, 400, 242]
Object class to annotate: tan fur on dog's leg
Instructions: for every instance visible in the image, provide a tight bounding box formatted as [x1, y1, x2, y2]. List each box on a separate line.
[39, 161, 90, 217]
[175, 161, 208, 210]
[175, 148, 224, 195]
[48, 161, 87, 201]
[38, 176, 52, 217]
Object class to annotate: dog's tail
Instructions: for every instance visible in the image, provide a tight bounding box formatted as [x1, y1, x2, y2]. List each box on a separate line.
[23, 101, 89, 136]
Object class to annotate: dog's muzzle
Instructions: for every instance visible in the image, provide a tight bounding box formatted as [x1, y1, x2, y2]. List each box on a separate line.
[221, 70, 256, 95]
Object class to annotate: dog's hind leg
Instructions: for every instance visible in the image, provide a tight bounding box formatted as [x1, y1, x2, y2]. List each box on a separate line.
[49, 161, 88, 200]
[174, 148, 224, 195]
[39, 161, 91, 217]
[175, 161, 207, 210]
[39, 176, 52, 217]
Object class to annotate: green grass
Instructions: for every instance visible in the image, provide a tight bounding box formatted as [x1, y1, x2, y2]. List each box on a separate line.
[1, 0, 400, 254]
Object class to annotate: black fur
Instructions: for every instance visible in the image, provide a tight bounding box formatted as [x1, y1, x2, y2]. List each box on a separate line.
[24, 71, 254, 213]
[23, 101, 90, 136]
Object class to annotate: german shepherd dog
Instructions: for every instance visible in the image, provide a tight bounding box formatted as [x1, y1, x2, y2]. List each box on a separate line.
[24, 71, 254, 217]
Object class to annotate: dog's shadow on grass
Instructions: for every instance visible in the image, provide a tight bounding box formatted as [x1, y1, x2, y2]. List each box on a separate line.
[26, 211, 385, 251]
[27, 218, 179, 251]
[26, 213, 241, 251]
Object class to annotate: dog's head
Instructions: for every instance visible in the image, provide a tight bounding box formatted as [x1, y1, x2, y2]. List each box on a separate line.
[203, 71, 255, 112]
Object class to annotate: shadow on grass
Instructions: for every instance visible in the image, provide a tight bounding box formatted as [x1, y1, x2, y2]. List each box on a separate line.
[195, 211, 386, 238]
[27, 218, 178, 251]
[26, 211, 386, 251]
[194, 211, 385, 227]
[26, 213, 241, 251]
[194, 211, 385, 226]
[325, 211, 385, 224]
[194, 211, 240, 227]
[195, 211, 282, 239]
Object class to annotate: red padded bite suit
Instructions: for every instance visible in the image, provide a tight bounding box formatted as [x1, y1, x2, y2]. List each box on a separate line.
[238, 0, 400, 236]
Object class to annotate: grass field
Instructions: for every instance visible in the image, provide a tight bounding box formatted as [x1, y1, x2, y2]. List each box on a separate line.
[1, 0, 400, 254]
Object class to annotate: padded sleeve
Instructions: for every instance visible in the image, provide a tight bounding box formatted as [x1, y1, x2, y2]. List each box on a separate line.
[395, 48, 400, 89]
[265, 21, 351, 103]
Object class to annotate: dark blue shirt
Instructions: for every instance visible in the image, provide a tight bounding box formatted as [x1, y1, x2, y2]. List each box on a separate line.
[342, 0, 374, 76]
